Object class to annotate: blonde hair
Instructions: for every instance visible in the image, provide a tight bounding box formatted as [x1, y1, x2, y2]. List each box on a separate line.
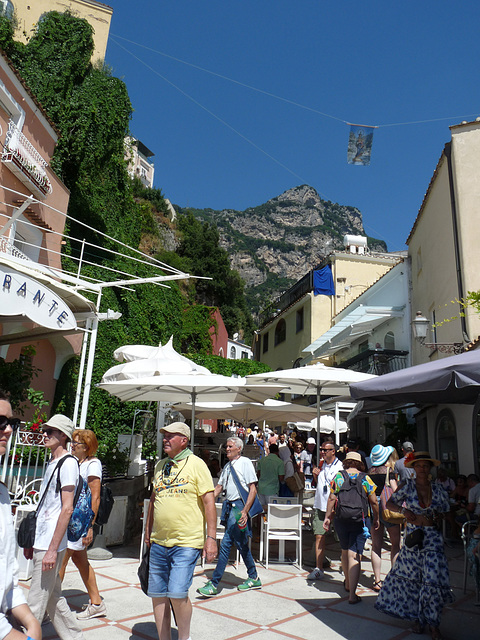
[385, 448, 399, 470]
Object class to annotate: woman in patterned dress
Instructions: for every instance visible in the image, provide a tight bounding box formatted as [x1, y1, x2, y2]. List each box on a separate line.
[375, 451, 454, 639]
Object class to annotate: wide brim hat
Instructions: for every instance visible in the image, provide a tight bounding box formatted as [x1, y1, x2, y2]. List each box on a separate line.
[405, 451, 440, 468]
[370, 444, 395, 467]
[43, 414, 74, 441]
[160, 422, 190, 439]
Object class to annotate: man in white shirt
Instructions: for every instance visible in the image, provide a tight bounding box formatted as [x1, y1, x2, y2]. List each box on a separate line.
[26, 414, 85, 640]
[307, 442, 343, 581]
[197, 436, 261, 596]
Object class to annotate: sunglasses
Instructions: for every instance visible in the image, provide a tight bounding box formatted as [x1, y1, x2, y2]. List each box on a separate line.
[43, 428, 60, 437]
[0, 416, 20, 432]
[320, 448, 334, 452]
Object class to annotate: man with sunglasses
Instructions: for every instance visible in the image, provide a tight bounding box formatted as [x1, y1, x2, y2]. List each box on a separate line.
[307, 440, 343, 581]
[145, 422, 216, 640]
[26, 414, 85, 640]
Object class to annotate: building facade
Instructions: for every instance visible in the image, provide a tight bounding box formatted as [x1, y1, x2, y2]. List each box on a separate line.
[406, 120, 480, 475]
[255, 247, 403, 372]
[0, 51, 95, 414]
[7, 0, 112, 61]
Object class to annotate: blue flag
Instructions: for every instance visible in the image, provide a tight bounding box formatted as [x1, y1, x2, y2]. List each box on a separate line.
[313, 266, 335, 296]
[347, 124, 375, 165]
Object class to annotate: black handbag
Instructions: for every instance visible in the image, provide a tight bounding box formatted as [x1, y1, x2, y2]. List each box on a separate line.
[138, 547, 150, 595]
[17, 457, 64, 549]
[17, 510, 38, 548]
[96, 483, 115, 526]
[404, 528, 425, 549]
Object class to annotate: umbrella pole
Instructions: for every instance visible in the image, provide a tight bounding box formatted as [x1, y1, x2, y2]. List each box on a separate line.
[191, 390, 196, 454]
[316, 385, 321, 467]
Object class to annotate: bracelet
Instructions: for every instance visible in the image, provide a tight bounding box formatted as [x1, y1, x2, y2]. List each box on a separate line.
[206, 535, 216, 541]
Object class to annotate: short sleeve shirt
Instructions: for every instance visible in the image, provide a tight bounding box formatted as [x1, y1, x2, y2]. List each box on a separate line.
[330, 469, 377, 497]
[218, 456, 257, 501]
[34, 454, 79, 552]
[258, 454, 285, 496]
[151, 454, 214, 549]
[79, 457, 102, 482]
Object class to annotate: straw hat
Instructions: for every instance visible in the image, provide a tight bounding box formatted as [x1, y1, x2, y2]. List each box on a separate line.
[404, 451, 440, 468]
[370, 444, 394, 467]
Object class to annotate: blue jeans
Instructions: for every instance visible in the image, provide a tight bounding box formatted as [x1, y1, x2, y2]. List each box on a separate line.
[211, 501, 257, 587]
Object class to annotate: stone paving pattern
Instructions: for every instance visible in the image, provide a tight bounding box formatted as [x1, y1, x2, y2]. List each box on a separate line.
[20, 533, 479, 640]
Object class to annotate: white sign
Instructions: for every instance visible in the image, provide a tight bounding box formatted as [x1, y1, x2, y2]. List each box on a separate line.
[0, 264, 77, 331]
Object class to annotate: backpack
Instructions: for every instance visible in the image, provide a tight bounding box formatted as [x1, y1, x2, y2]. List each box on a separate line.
[95, 482, 115, 527]
[55, 455, 95, 542]
[335, 470, 369, 522]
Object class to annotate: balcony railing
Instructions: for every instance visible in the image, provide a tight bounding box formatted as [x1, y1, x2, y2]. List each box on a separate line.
[338, 348, 409, 375]
[0, 236, 31, 262]
[1, 120, 52, 197]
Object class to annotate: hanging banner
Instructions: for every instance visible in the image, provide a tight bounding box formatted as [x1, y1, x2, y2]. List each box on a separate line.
[347, 124, 375, 166]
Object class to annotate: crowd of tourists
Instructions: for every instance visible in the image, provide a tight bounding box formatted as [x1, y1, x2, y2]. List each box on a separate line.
[2, 393, 478, 640]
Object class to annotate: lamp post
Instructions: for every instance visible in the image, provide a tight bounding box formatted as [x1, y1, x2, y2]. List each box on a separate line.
[411, 311, 464, 354]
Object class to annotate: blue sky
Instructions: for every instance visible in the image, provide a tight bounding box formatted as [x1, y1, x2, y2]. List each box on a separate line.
[106, 1, 480, 252]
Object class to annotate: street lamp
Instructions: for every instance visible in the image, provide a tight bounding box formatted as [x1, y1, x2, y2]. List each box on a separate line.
[411, 311, 464, 354]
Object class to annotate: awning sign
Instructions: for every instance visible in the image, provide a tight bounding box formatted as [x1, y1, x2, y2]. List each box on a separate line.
[347, 124, 375, 165]
[0, 264, 77, 331]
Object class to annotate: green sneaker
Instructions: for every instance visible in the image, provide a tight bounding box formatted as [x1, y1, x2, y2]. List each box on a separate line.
[197, 581, 218, 597]
[237, 577, 262, 591]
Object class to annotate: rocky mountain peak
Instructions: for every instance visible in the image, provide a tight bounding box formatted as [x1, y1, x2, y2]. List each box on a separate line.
[176, 185, 385, 317]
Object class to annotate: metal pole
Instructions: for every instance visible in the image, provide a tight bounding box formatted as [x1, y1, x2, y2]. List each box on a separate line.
[73, 317, 92, 427]
[78, 291, 102, 429]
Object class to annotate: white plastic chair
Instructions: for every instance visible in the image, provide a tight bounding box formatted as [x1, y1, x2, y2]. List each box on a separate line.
[259, 496, 299, 562]
[264, 503, 302, 569]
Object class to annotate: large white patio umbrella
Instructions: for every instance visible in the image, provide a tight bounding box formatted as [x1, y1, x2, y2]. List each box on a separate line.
[246, 363, 376, 462]
[173, 398, 319, 425]
[98, 370, 283, 452]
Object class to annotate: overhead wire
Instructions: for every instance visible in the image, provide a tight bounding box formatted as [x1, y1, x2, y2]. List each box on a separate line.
[109, 33, 479, 129]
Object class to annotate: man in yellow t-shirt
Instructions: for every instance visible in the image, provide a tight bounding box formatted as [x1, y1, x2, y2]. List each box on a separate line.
[145, 423, 217, 640]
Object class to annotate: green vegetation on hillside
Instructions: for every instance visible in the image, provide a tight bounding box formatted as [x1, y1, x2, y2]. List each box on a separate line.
[0, 11, 256, 465]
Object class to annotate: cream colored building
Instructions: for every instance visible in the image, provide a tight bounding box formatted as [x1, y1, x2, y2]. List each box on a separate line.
[406, 119, 480, 476]
[255, 248, 403, 371]
[8, 0, 112, 61]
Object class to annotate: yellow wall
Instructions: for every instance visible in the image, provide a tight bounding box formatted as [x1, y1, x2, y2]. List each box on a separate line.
[12, 0, 112, 61]
[408, 121, 480, 363]
[450, 122, 480, 342]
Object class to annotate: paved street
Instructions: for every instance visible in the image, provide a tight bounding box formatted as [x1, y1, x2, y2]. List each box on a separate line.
[20, 534, 479, 640]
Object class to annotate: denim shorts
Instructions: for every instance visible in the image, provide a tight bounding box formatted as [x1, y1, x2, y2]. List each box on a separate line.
[147, 543, 201, 599]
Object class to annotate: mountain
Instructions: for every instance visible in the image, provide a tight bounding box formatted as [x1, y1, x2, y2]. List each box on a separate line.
[175, 185, 387, 317]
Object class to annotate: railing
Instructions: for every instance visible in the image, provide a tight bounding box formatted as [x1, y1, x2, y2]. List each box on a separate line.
[338, 348, 409, 375]
[260, 269, 318, 326]
[1, 119, 52, 196]
[0, 427, 49, 507]
[0, 236, 32, 262]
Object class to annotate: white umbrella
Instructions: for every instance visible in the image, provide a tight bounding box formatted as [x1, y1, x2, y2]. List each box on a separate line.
[112, 336, 211, 374]
[246, 363, 376, 463]
[173, 398, 319, 425]
[98, 370, 284, 451]
[289, 415, 348, 438]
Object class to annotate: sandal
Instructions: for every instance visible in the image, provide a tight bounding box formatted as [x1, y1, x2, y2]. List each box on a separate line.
[372, 580, 382, 592]
[411, 621, 425, 634]
[348, 594, 362, 605]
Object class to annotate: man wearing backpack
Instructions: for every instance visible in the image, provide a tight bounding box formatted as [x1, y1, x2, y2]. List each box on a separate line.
[26, 414, 85, 640]
[324, 451, 379, 604]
